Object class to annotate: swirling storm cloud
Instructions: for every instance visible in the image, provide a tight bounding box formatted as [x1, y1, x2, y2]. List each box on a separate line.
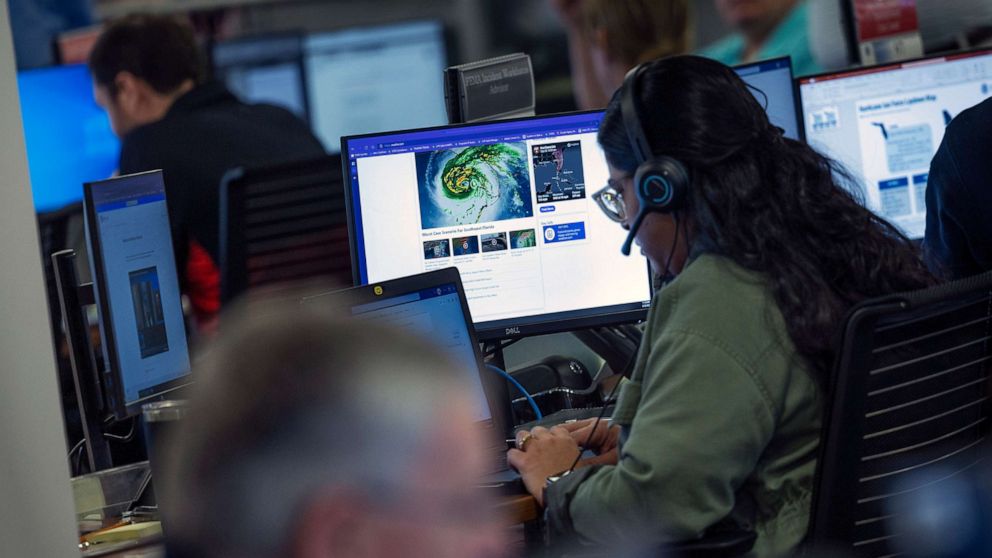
[416, 142, 534, 229]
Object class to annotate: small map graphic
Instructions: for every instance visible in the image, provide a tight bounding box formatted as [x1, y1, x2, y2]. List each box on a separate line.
[532, 141, 585, 204]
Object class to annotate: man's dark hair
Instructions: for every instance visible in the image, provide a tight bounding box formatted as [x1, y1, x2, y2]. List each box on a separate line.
[88, 14, 206, 96]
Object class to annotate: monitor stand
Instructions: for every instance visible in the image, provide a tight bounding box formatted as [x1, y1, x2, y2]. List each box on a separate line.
[52, 249, 113, 473]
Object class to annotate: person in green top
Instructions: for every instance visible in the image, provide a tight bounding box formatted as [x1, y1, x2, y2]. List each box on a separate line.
[507, 56, 933, 556]
[698, 0, 822, 76]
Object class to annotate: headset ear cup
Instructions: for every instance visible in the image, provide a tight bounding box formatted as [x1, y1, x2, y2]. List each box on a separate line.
[633, 157, 689, 213]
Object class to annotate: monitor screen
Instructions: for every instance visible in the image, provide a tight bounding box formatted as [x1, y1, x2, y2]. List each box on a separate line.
[305, 20, 448, 153]
[734, 57, 802, 141]
[212, 34, 308, 120]
[18, 64, 120, 212]
[799, 50, 992, 239]
[349, 281, 492, 422]
[343, 111, 653, 340]
[84, 171, 191, 418]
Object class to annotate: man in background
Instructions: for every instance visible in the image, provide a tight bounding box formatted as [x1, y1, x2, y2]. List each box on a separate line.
[88, 15, 325, 324]
[699, 0, 822, 76]
[162, 299, 506, 558]
[924, 98, 992, 279]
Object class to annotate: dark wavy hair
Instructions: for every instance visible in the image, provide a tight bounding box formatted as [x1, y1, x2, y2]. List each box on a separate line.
[599, 55, 934, 383]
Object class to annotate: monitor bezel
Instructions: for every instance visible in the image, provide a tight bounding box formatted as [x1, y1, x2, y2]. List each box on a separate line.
[83, 170, 192, 420]
[797, 46, 992, 91]
[732, 55, 805, 144]
[300, 267, 513, 437]
[339, 109, 653, 341]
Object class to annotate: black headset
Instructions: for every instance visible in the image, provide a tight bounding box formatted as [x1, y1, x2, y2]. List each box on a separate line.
[619, 62, 691, 257]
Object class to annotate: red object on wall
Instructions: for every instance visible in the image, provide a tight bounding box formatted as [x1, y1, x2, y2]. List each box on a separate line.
[853, 0, 920, 42]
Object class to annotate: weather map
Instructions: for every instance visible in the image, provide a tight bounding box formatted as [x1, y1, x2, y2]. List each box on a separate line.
[416, 142, 533, 229]
[532, 141, 586, 203]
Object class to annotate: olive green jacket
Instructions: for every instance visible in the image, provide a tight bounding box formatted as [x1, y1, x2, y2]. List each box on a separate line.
[545, 254, 822, 557]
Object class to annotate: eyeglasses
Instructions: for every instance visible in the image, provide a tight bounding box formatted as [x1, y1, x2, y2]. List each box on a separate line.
[593, 179, 627, 223]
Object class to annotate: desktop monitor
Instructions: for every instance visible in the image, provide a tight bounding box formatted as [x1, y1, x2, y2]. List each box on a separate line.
[734, 56, 803, 141]
[212, 33, 308, 120]
[342, 111, 654, 341]
[799, 49, 992, 239]
[84, 171, 191, 419]
[304, 20, 448, 153]
[18, 64, 120, 212]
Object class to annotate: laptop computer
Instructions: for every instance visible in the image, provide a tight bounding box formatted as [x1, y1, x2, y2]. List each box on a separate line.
[301, 267, 518, 481]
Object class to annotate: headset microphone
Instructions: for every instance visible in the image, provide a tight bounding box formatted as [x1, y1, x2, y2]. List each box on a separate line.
[621, 210, 647, 256]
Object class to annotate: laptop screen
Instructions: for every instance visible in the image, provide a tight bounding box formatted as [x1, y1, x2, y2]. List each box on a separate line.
[349, 282, 493, 423]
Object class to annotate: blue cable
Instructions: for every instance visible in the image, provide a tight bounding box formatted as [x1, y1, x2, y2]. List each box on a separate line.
[485, 364, 543, 420]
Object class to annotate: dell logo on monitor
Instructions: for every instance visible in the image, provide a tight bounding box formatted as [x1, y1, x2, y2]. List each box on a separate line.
[505, 327, 521, 336]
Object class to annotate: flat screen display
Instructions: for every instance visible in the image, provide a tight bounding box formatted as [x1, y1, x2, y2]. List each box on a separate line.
[735, 56, 802, 141]
[18, 64, 120, 212]
[305, 20, 448, 153]
[342, 111, 654, 340]
[84, 171, 190, 417]
[799, 50, 992, 239]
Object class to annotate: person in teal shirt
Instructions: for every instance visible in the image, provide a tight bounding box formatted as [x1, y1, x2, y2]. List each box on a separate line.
[699, 0, 822, 76]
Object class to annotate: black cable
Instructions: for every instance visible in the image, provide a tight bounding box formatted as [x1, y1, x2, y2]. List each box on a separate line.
[565, 215, 680, 473]
[103, 417, 136, 442]
[483, 337, 523, 359]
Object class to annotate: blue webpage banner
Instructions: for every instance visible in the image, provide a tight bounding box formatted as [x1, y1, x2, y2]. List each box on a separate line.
[543, 222, 586, 244]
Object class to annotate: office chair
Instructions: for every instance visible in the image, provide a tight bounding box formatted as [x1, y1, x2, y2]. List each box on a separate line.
[218, 155, 352, 304]
[808, 270, 992, 556]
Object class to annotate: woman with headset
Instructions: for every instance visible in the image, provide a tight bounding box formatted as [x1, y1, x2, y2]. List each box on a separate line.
[507, 56, 933, 555]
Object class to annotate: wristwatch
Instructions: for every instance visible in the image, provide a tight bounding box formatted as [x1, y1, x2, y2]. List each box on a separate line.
[542, 469, 572, 506]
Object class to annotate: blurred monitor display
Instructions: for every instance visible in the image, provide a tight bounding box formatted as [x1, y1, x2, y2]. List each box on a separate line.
[304, 20, 448, 153]
[342, 111, 653, 340]
[212, 33, 308, 120]
[734, 56, 802, 141]
[799, 49, 992, 239]
[18, 64, 120, 212]
[84, 171, 191, 419]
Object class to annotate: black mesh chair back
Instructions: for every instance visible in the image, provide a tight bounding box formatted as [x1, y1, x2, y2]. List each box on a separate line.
[810, 271, 992, 556]
[219, 155, 352, 304]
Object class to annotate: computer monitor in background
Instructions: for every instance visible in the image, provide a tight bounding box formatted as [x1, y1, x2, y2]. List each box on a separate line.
[212, 33, 308, 120]
[18, 64, 120, 212]
[734, 56, 803, 141]
[342, 111, 654, 341]
[305, 20, 448, 153]
[84, 171, 191, 419]
[799, 49, 992, 239]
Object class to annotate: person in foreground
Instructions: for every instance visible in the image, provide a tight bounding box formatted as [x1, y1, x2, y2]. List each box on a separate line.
[508, 55, 933, 556]
[161, 300, 505, 558]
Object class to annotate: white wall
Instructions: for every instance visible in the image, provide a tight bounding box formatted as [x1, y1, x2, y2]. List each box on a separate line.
[0, 0, 80, 554]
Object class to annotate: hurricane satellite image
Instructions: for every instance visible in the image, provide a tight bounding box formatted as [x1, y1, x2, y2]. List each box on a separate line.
[532, 141, 585, 204]
[416, 142, 534, 229]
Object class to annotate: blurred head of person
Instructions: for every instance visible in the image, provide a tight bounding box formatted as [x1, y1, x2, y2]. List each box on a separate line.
[581, 0, 689, 96]
[88, 14, 206, 137]
[714, 0, 800, 43]
[161, 298, 504, 558]
[596, 55, 932, 383]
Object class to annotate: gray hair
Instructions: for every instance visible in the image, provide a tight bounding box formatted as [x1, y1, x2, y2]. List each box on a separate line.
[161, 297, 468, 557]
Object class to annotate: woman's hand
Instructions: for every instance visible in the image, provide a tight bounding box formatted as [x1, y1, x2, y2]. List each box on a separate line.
[561, 418, 620, 456]
[507, 426, 581, 506]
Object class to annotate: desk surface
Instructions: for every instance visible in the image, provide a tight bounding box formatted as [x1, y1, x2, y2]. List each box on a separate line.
[79, 495, 540, 556]
[497, 494, 540, 525]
